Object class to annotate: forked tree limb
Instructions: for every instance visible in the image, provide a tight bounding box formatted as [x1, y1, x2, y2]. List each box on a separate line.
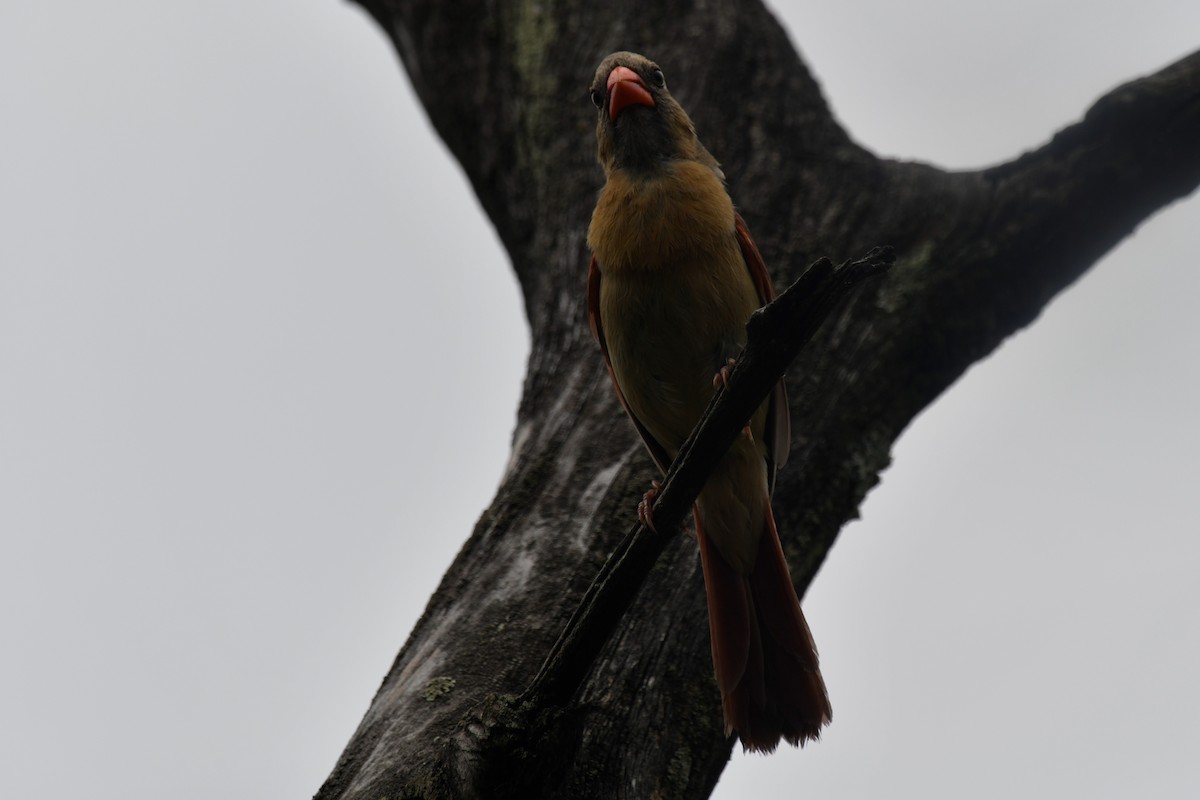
[316, 2, 1200, 796]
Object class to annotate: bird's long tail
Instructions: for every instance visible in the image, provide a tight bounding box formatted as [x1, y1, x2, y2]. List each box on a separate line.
[695, 501, 831, 752]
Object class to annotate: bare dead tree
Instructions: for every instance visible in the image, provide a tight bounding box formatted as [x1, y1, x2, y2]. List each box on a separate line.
[316, 2, 1200, 798]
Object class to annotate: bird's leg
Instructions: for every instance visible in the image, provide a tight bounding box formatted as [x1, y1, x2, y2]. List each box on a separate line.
[637, 479, 662, 530]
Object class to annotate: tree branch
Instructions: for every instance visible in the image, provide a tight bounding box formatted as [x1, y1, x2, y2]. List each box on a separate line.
[524, 248, 894, 709]
[978, 49, 1200, 323]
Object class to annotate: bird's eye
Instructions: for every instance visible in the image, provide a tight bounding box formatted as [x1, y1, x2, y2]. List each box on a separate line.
[589, 89, 603, 108]
[650, 68, 665, 88]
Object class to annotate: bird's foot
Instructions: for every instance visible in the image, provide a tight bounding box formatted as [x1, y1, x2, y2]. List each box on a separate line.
[712, 359, 753, 441]
[637, 480, 662, 531]
[712, 358, 737, 389]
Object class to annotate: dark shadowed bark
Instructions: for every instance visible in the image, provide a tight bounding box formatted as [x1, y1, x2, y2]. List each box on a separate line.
[316, 2, 1200, 798]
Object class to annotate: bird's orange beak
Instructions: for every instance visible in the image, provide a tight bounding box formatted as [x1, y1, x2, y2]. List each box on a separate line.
[606, 66, 655, 121]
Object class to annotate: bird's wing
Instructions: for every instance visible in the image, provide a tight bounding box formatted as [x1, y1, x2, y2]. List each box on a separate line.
[588, 255, 672, 473]
[733, 213, 792, 482]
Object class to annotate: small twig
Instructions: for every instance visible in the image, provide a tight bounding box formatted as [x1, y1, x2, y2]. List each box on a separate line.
[521, 246, 894, 708]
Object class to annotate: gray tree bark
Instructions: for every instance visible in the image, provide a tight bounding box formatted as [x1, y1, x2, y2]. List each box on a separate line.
[316, 2, 1200, 798]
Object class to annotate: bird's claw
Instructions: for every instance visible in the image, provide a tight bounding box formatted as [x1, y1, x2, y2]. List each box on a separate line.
[713, 359, 753, 441]
[637, 480, 662, 531]
[712, 358, 738, 389]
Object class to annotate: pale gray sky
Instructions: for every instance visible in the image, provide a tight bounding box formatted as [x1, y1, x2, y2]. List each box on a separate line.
[2, 2, 1197, 798]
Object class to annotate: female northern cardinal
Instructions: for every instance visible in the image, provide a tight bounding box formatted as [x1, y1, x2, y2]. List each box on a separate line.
[585, 52, 831, 751]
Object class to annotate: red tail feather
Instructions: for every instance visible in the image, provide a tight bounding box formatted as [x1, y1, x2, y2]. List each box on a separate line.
[695, 503, 831, 752]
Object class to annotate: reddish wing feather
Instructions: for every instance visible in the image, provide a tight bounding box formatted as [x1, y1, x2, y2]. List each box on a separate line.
[733, 213, 776, 305]
[733, 213, 792, 482]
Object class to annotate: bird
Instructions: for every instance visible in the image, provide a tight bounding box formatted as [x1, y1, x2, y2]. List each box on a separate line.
[585, 51, 831, 752]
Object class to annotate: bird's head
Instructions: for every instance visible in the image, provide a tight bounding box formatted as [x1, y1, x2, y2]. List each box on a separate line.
[589, 51, 720, 178]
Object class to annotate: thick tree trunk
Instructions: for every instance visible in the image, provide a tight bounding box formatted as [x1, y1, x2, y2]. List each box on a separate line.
[317, 2, 1200, 797]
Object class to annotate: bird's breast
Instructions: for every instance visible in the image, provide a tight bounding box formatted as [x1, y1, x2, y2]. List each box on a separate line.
[587, 160, 735, 274]
[598, 240, 761, 456]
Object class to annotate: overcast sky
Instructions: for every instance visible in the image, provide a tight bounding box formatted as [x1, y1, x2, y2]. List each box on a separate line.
[2, 2, 1198, 798]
